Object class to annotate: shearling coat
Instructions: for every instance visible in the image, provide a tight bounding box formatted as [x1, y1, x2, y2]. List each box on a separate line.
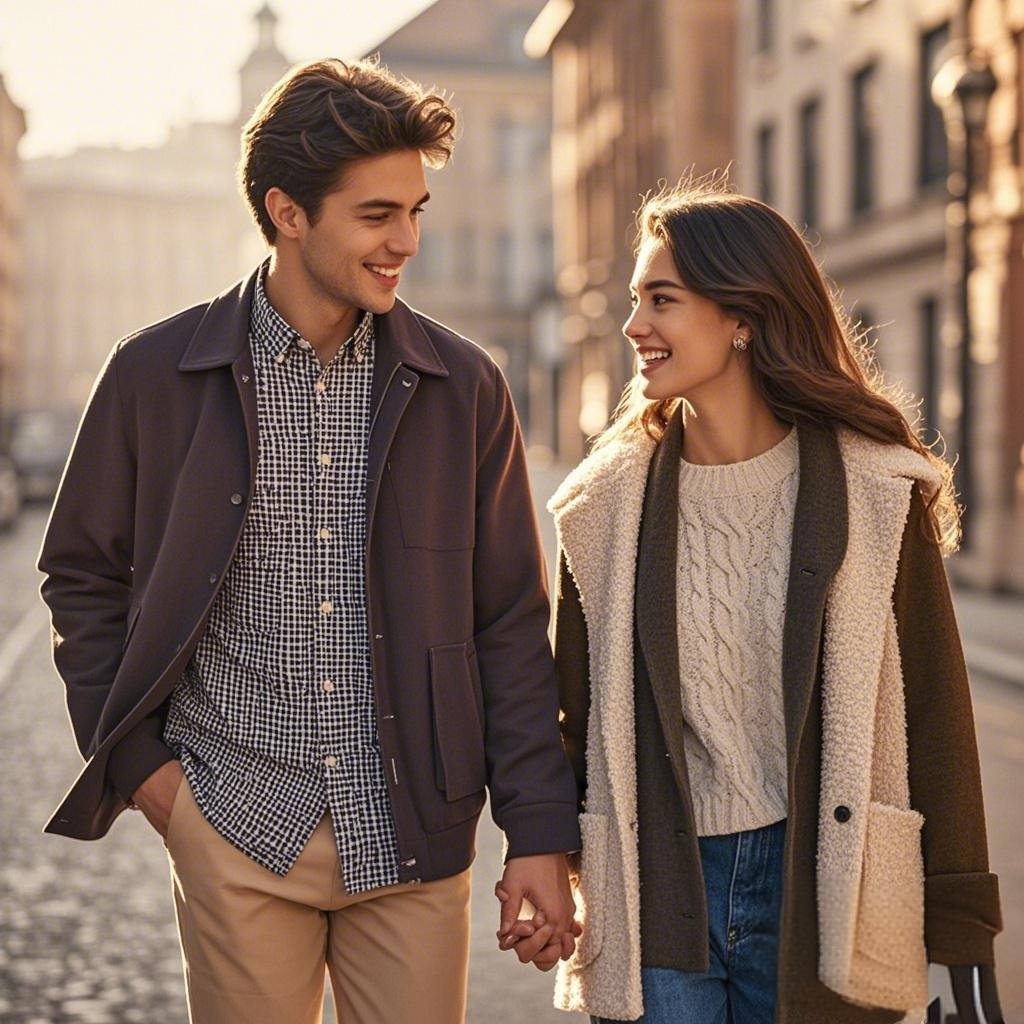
[549, 413, 1001, 1024]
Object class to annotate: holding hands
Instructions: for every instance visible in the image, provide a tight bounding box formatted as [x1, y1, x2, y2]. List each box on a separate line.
[494, 853, 581, 971]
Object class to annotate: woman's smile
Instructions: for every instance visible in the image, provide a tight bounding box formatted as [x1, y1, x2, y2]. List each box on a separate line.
[636, 346, 673, 375]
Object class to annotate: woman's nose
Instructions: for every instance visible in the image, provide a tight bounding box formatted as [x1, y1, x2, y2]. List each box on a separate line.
[622, 307, 649, 340]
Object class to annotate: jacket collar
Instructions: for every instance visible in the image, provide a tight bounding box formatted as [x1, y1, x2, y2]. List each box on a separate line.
[178, 265, 449, 378]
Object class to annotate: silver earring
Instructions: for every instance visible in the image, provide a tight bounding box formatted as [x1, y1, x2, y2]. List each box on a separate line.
[733, 335, 749, 351]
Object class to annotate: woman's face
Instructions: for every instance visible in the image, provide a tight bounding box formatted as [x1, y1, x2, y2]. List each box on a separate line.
[623, 237, 746, 402]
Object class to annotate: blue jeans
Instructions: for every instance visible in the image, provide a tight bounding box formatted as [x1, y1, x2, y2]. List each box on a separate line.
[593, 818, 786, 1024]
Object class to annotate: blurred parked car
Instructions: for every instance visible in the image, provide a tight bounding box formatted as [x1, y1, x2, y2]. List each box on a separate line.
[7, 409, 79, 503]
[0, 450, 20, 531]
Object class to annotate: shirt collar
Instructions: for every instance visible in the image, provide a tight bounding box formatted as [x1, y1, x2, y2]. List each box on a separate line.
[250, 260, 374, 365]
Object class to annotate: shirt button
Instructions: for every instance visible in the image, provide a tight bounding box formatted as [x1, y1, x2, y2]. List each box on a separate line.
[230, 492, 243, 505]
[318, 453, 332, 466]
[324, 755, 338, 768]
[320, 600, 334, 615]
[322, 679, 335, 693]
[318, 527, 331, 540]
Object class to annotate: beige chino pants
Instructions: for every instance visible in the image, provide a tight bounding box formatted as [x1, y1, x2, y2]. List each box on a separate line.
[164, 776, 472, 1024]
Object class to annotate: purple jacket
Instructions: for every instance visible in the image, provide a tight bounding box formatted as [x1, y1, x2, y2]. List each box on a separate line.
[39, 269, 581, 882]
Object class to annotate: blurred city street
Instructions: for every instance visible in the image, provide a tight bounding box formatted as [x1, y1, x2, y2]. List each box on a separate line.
[0, 465, 1020, 1022]
[2, 0, 1024, 1021]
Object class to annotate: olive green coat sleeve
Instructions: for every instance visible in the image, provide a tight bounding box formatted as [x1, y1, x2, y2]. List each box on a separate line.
[896, 484, 1002, 965]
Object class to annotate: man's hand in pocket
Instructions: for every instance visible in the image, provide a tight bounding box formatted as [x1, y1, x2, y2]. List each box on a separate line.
[131, 760, 184, 840]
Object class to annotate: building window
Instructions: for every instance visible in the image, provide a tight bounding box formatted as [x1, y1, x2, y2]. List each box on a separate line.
[919, 295, 940, 438]
[495, 229, 514, 301]
[456, 227, 476, 284]
[499, 14, 535, 62]
[757, 123, 776, 206]
[919, 22, 950, 188]
[851, 62, 879, 215]
[756, 0, 775, 54]
[799, 97, 822, 229]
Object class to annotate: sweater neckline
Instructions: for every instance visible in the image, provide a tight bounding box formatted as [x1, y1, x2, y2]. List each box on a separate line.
[678, 427, 798, 498]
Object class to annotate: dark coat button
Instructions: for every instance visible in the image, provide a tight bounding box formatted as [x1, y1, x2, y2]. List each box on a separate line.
[834, 805, 851, 823]
[800, 567, 816, 577]
[230, 492, 243, 505]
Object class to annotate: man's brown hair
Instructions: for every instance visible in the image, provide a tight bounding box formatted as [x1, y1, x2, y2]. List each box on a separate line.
[239, 57, 457, 243]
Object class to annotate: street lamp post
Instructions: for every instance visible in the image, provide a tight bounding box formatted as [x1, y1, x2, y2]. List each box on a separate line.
[932, 51, 996, 548]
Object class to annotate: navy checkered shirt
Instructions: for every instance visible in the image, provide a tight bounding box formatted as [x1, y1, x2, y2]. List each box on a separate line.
[163, 265, 400, 890]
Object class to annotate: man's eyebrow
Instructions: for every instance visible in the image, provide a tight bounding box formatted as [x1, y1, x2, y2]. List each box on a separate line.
[355, 192, 431, 210]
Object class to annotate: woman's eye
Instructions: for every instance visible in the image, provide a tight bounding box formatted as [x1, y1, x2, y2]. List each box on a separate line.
[652, 294, 670, 306]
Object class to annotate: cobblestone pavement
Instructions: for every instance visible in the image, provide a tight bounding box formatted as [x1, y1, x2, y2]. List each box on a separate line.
[2, 467, 1023, 1022]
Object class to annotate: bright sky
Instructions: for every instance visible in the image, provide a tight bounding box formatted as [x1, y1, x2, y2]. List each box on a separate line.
[0, 0, 435, 158]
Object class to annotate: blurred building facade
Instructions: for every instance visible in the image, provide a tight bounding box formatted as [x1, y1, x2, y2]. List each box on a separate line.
[0, 74, 26, 417]
[527, 0, 737, 462]
[18, 6, 286, 416]
[372, 0, 553, 429]
[737, 0, 1024, 589]
[968, 0, 1024, 590]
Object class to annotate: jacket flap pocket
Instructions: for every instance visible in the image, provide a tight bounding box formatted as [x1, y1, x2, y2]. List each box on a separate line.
[429, 641, 486, 802]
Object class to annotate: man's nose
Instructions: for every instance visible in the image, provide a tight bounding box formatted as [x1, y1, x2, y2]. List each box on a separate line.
[388, 217, 419, 258]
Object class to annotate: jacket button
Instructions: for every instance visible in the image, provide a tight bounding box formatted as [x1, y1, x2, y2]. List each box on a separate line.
[675, 828, 687, 837]
[208, 573, 217, 584]
[834, 805, 851, 823]
[230, 492, 243, 505]
[800, 567, 816, 577]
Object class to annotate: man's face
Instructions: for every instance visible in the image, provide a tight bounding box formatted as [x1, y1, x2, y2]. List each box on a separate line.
[294, 149, 429, 316]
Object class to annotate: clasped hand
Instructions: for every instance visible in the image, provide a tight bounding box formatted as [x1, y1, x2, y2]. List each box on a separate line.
[494, 853, 581, 971]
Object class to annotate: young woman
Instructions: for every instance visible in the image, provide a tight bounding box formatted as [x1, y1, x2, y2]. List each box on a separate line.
[545, 179, 1004, 1023]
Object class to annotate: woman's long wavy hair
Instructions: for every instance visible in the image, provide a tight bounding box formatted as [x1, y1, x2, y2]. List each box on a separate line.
[595, 174, 960, 553]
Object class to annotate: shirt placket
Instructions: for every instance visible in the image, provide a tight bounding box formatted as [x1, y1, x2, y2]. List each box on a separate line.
[312, 343, 366, 877]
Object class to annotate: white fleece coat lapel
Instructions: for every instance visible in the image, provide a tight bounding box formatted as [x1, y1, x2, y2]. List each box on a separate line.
[548, 430, 655, 1019]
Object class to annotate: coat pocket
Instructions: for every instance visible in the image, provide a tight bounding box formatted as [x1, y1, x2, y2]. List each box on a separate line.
[387, 464, 474, 551]
[429, 641, 486, 802]
[570, 812, 610, 968]
[850, 801, 928, 1008]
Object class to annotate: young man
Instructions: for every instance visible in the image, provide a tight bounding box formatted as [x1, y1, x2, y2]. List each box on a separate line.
[39, 58, 580, 1023]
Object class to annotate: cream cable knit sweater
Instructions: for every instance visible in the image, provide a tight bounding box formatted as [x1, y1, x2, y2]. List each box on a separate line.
[675, 427, 798, 837]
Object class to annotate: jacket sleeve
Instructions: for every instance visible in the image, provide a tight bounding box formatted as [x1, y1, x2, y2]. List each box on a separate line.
[896, 483, 1002, 965]
[553, 548, 589, 810]
[37, 345, 174, 802]
[473, 363, 581, 858]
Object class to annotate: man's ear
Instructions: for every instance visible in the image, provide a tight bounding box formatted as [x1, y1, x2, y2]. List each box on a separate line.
[264, 187, 305, 241]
